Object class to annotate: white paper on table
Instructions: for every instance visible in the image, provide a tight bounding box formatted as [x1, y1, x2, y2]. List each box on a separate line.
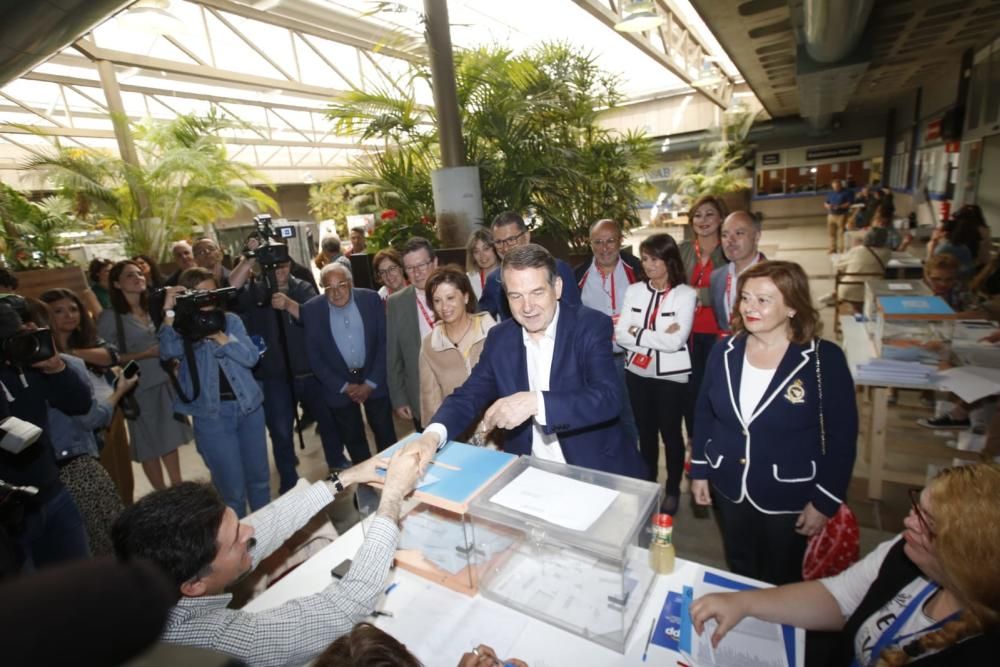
[937, 366, 1000, 403]
[488, 467, 619, 531]
[887, 282, 913, 290]
[687, 569, 789, 667]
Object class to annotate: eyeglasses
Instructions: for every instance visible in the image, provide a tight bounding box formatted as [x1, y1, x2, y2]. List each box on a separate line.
[377, 265, 401, 279]
[590, 238, 620, 248]
[194, 247, 218, 257]
[493, 230, 527, 249]
[404, 259, 434, 275]
[908, 488, 935, 539]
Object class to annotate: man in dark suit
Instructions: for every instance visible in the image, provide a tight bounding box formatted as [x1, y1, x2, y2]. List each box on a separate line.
[404, 244, 646, 479]
[710, 211, 764, 332]
[478, 211, 581, 321]
[273, 263, 396, 463]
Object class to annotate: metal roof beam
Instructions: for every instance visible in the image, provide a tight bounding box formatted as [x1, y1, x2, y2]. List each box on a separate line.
[70, 39, 344, 100]
[189, 0, 424, 64]
[571, 0, 734, 109]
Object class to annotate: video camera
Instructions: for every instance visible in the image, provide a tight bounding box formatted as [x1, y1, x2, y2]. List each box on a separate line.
[0, 294, 57, 366]
[245, 214, 290, 268]
[173, 287, 237, 341]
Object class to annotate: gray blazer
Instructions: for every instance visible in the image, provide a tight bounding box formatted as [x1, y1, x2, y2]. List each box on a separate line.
[386, 285, 423, 422]
[709, 263, 731, 332]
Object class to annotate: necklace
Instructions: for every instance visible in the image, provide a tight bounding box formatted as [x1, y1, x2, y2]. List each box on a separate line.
[445, 317, 472, 346]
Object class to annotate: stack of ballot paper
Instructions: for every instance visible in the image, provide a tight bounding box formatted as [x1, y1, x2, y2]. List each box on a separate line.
[855, 358, 939, 385]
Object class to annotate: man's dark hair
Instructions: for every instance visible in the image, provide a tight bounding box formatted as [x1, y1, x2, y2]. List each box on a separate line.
[321, 236, 342, 254]
[0, 267, 18, 290]
[491, 211, 527, 232]
[111, 482, 227, 597]
[401, 236, 436, 260]
[501, 243, 557, 287]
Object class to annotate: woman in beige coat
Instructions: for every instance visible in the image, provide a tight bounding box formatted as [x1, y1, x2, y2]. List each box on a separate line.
[418, 266, 496, 442]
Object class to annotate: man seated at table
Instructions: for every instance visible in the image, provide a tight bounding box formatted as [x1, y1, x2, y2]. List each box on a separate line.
[404, 244, 646, 479]
[111, 452, 421, 667]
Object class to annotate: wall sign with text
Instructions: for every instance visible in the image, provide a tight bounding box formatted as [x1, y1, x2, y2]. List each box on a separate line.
[805, 144, 862, 160]
[761, 153, 780, 165]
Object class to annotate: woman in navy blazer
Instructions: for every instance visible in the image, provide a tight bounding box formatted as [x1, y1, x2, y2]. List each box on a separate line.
[691, 260, 857, 585]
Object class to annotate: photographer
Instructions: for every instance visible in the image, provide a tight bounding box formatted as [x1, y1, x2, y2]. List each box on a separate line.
[231, 236, 350, 494]
[159, 268, 269, 518]
[0, 299, 91, 573]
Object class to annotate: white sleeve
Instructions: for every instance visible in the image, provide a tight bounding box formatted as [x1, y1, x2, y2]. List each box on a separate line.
[820, 535, 901, 618]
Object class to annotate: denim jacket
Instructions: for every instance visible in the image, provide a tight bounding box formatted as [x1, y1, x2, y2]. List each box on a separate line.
[159, 312, 263, 418]
[46, 355, 114, 461]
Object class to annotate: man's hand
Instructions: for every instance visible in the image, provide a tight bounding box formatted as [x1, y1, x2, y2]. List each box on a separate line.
[208, 332, 230, 346]
[482, 391, 538, 431]
[394, 405, 413, 420]
[161, 286, 186, 312]
[795, 502, 828, 536]
[456, 645, 527, 667]
[32, 353, 66, 374]
[338, 454, 385, 488]
[345, 383, 372, 404]
[376, 449, 422, 522]
[691, 479, 712, 506]
[401, 431, 440, 476]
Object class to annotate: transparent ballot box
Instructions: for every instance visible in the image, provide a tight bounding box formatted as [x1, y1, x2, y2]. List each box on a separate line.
[367, 437, 518, 596]
[467, 456, 661, 653]
[863, 279, 931, 335]
[873, 294, 957, 363]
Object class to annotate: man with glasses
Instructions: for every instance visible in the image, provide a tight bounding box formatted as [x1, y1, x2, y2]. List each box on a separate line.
[573, 219, 641, 447]
[386, 237, 439, 429]
[275, 263, 396, 462]
[192, 238, 231, 287]
[478, 211, 581, 321]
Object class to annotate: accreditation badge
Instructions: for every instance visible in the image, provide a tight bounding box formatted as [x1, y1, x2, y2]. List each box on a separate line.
[631, 352, 652, 369]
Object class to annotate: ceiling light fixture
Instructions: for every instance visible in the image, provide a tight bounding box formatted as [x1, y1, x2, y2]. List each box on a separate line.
[614, 1, 665, 33]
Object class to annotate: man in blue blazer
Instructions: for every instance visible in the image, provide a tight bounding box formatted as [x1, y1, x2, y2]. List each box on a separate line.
[710, 211, 764, 332]
[478, 211, 581, 321]
[273, 263, 396, 464]
[404, 244, 646, 479]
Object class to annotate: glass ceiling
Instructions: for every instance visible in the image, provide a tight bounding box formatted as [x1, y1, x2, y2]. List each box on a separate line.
[0, 0, 743, 188]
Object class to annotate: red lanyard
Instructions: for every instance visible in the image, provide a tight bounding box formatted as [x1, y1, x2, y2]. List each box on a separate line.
[691, 238, 713, 287]
[579, 263, 618, 311]
[415, 293, 435, 329]
[479, 270, 486, 291]
[648, 286, 670, 328]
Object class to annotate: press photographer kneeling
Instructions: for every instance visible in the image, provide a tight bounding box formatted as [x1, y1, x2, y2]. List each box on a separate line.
[0, 297, 91, 574]
[159, 269, 269, 518]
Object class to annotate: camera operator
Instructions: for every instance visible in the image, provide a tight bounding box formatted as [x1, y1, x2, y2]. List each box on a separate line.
[159, 268, 269, 518]
[0, 299, 91, 573]
[230, 236, 351, 494]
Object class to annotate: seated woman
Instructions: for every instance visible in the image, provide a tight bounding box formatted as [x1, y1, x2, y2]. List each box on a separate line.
[418, 266, 495, 442]
[831, 226, 891, 311]
[691, 462, 1000, 666]
[315, 622, 527, 667]
[159, 268, 269, 517]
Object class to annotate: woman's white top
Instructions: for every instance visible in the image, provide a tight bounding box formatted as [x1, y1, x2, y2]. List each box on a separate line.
[615, 281, 696, 382]
[738, 356, 776, 421]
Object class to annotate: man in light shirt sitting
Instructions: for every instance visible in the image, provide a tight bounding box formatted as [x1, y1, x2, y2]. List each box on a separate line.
[404, 244, 646, 479]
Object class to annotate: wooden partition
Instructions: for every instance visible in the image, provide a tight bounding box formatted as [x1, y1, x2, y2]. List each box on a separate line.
[12, 266, 89, 300]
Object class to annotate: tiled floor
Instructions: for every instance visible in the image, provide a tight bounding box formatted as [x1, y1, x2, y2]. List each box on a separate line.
[144, 214, 942, 571]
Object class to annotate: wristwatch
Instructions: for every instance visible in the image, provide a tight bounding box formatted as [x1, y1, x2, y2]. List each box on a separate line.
[326, 470, 345, 494]
[164, 308, 176, 319]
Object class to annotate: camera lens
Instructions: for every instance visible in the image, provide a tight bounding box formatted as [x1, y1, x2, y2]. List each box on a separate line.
[3, 332, 40, 362]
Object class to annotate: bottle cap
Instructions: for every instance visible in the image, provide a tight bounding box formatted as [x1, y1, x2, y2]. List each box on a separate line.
[655, 513, 673, 528]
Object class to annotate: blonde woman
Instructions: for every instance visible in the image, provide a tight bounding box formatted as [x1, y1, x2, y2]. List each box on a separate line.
[692, 463, 1000, 665]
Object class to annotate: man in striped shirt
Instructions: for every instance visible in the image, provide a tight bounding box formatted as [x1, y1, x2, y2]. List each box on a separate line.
[112, 453, 420, 667]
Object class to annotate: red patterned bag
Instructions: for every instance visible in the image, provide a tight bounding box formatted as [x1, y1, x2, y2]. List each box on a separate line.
[802, 504, 860, 579]
[803, 340, 860, 580]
